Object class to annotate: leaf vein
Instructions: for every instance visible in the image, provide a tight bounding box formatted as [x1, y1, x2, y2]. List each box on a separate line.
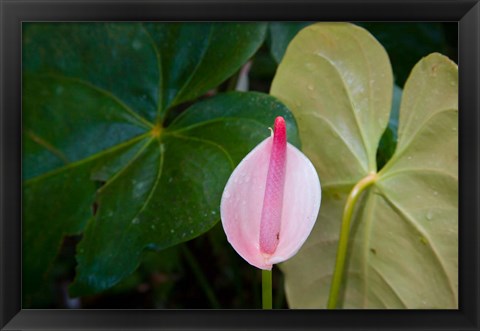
[140, 24, 163, 119]
[382, 108, 457, 174]
[129, 139, 165, 222]
[97, 137, 155, 194]
[24, 133, 151, 185]
[379, 167, 457, 183]
[377, 187, 457, 302]
[168, 133, 235, 169]
[168, 116, 268, 136]
[169, 25, 214, 110]
[312, 48, 371, 172]
[26, 72, 154, 129]
[26, 130, 70, 164]
[369, 264, 408, 308]
[304, 111, 368, 174]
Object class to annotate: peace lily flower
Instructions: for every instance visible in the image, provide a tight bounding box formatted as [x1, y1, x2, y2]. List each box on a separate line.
[221, 116, 321, 270]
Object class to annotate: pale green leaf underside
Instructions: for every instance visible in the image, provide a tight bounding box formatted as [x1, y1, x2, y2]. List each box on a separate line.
[272, 23, 458, 309]
[271, 22, 393, 177]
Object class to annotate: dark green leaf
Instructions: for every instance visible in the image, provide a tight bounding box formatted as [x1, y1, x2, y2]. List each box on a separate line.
[23, 22, 267, 122]
[69, 92, 299, 296]
[143, 23, 267, 114]
[22, 23, 288, 298]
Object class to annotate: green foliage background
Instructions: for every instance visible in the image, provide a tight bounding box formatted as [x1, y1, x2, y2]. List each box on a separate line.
[22, 22, 457, 309]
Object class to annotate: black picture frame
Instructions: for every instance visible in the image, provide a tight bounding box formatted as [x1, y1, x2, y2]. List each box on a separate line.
[1, 0, 479, 330]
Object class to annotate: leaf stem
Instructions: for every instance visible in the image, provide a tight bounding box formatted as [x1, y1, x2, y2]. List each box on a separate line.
[327, 172, 377, 309]
[181, 245, 221, 309]
[262, 269, 272, 309]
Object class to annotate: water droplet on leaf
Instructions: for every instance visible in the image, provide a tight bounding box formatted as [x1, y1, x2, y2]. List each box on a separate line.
[55, 86, 64, 95]
[426, 211, 433, 220]
[132, 39, 142, 50]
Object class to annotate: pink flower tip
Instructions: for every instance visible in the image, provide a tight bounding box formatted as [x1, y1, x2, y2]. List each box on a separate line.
[220, 116, 321, 270]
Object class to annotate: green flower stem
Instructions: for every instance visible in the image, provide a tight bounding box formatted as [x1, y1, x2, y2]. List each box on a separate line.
[181, 245, 220, 309]
[262, 269, 273, 309]
[327, 172, 377, 309]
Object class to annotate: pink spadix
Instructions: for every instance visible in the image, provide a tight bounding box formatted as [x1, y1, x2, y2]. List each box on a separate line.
[221, 116, 321, 270]
[260, 117, 287, 255]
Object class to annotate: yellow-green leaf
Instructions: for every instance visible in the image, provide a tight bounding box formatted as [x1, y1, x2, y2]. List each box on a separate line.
[271, 23, 457, 308]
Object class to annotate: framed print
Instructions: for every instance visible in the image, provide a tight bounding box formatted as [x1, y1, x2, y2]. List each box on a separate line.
[1, 0, 479, 330]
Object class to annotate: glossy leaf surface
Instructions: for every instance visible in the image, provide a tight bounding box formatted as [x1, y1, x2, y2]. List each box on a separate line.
[22, 22, 298, 297]
[271, 23, 457, 308]
[23, 22, 266, 122]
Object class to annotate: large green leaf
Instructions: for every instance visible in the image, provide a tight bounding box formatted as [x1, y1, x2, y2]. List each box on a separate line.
[69, 93, 299, 295]
[270, 23, 457, 308]
[22, 22, 297, 298]
[271, 22, 393, 180]
[23, 22, 266, 123]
